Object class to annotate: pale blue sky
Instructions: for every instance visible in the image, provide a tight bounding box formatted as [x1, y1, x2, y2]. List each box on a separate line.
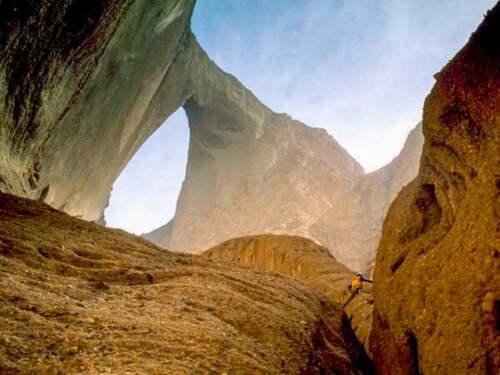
[106, 0, 496, 234]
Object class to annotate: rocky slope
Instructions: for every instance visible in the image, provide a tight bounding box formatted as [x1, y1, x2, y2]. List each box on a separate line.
[0, 192, 371, 374]
[370, 5, 500, 374]
[204, 235, 374, 351]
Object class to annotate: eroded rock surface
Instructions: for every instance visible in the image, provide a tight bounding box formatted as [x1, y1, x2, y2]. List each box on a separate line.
[370, 6, 500, 374]
[0, 0, 195, 207]
[37, 0, 197, 220]
[204, 234, 374, 351]
[308, 124, 423, 270]
[0, 193, 371, 374]
[0, 0, 134, 196]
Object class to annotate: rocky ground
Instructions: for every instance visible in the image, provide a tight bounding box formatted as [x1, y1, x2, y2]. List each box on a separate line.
[0, 193, 371, 374]
[204, 235, 374, 352]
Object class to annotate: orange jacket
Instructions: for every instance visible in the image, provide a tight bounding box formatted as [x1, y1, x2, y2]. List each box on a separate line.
[351, 275, 372, 289]
[351, 276, 363, 288]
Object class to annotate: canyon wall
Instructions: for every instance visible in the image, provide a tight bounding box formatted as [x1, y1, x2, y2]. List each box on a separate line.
[0, 0, 134, 197]
[35, 0, 198, 220]
[0, 0, 197, 218]
[370, 5, 500, 374]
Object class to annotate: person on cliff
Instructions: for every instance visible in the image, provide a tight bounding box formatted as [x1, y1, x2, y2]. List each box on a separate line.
[342, 273, 372, 308]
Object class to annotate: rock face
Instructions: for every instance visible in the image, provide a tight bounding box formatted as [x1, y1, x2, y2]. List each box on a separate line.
[0, 192, 372, 374]
[307, 124, 423, 271]
[346, 124, 424, 270]
[35, 0, 198, 220]
[370, 6, 500, 375]
[0, 0, 196, 210]
[146, 108, 365, 267]
[204, 234, 374, 351]
[146, 119, 422, 272]
[0, 0, 134, 196]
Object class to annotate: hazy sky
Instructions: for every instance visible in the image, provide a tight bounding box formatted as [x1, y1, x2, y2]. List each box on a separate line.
[106, 0, 496, 234]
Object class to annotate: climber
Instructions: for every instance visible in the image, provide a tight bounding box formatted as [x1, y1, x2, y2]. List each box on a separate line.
[342, 272, 372, 308]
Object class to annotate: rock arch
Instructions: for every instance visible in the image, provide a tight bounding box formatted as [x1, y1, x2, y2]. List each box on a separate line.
[0, 1, 422, 271]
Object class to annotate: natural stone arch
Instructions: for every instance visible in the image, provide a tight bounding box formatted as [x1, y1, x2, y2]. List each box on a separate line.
[0, 1, 422, 271]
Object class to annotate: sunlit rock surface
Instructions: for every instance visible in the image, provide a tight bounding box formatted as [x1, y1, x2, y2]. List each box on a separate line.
[0, 192, 372, 374]
[370, 5, 500, 374]
[203, 234, 374, 352]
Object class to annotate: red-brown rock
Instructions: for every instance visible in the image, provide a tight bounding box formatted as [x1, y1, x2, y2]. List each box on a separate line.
[370, 5, 500, 374]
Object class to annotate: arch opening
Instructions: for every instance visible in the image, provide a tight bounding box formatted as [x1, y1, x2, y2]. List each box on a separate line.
[105, 109, 189, 235]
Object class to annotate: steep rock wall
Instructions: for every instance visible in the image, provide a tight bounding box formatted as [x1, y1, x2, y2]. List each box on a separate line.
[37, 0, 197, 220]
[370, 5, 500, 374]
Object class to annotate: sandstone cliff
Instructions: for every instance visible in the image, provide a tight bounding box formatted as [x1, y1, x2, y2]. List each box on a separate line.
[0, 193, 371, 374]
[370, 5, 500, 374]
[204, 234, 374, 351]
